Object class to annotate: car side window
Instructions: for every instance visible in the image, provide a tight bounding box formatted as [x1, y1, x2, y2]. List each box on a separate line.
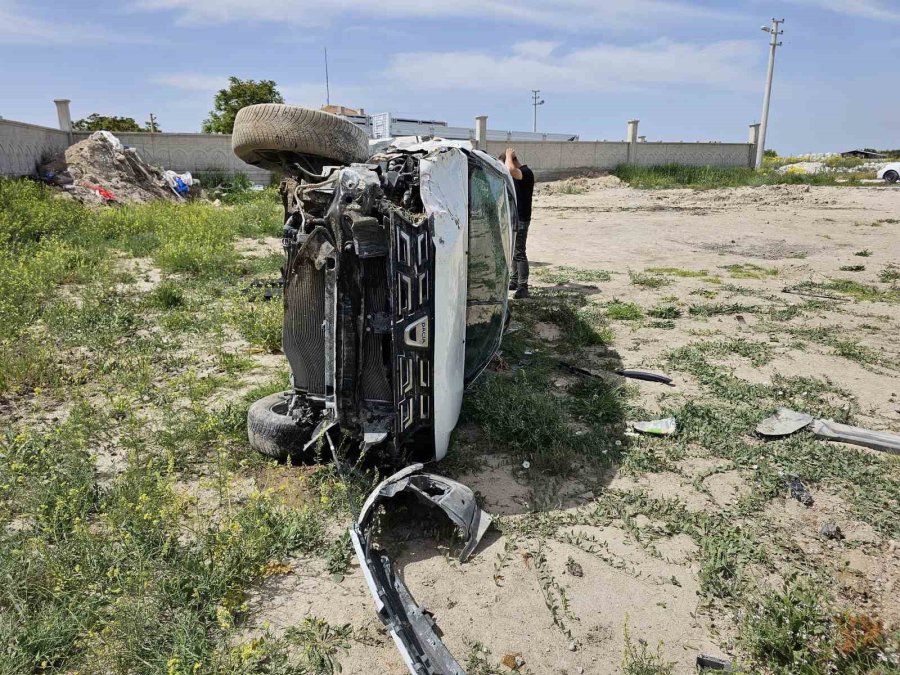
[464, 164, 512, 382]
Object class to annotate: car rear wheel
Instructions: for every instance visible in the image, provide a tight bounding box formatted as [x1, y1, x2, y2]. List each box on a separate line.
[885, 170, 899, 184]
[247, 392, 311, 460]
[232, 104, 370, 172]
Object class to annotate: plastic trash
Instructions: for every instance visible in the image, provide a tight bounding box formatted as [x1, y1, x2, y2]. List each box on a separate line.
[89, 130, 124, 152]
[162, 170, 194, 197]
[632, 417, 677, 436]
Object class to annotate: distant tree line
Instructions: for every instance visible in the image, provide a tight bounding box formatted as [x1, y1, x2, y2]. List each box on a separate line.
[72, 114, 160, 133]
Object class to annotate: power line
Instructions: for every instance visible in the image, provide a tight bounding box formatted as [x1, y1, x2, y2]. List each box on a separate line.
[755, 18, 784, 169]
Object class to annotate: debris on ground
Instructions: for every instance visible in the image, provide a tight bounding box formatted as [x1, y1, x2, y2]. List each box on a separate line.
[501, 653, 526, 670]
[632, 417, 677, 436]
[615, 369, 674, 385]
[786, 476, 814, 507]
[820, 521, 844, 540]
[559, 362, 675, 386]
[39, 131, 196, 206]
[696, 654, 740, 671]
[812, 418, 900, 455]
[756, 407, 814, 437]
[351, 464, 492, 674]
[759, 408, 900, 455]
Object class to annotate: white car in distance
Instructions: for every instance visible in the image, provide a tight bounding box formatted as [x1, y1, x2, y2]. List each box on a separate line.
[877, 163, 899, 184]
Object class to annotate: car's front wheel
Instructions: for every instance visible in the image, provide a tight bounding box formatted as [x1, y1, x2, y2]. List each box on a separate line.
[232, 104, 370, 172]
[247, 392, 311, 460]
[885, 170, 899, 184]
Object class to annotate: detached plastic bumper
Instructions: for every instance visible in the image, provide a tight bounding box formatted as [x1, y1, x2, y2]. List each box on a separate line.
[350, 464, 492, 675]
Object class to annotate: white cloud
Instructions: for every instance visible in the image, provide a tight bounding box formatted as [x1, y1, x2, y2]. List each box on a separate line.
[151, 73, 378, 110]
[0, 0, 156, 45]
[129, 0, 744, 31]
[513, 41, 560, 59]
[782, 0, 900, 21]
[385, 39, 759, 93]
[151, 73, 229, 91]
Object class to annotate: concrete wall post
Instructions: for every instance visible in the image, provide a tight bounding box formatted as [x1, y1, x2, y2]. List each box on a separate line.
[474, 115, 488, 151]
[626, 119, 639, 164]
[748, 123, 761, 168]
[54, 99, 73, 144]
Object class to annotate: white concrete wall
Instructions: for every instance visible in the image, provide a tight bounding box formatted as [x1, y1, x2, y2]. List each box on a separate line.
[1, 118, 753, 183]
[0, 119, 70, 176]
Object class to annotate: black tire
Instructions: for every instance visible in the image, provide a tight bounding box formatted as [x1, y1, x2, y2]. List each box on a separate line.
[885, 171, 899, 184]
[232, 104, 369, 171]
[247, 392, 310, 460]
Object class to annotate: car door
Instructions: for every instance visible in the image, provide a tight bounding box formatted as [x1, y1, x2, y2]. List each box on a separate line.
[464, 160, 513, 384]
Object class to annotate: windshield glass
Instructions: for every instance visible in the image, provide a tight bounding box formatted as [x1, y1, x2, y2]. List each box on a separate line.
[464, 163, 512, 383]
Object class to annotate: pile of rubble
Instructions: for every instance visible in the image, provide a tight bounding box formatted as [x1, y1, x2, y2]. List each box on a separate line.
[40, 131, 197, 206]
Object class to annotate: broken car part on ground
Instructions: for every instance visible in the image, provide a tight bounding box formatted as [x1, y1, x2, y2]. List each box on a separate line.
[757, 406, 900, 454]
[350, 464, 492, 675]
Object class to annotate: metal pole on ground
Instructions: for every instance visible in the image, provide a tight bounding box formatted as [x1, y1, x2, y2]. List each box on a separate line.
[755, 18, 784, 169]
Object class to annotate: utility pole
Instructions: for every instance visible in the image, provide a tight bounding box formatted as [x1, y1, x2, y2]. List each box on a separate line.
[531, 89, 544, 133]
[755, 18, 784, 169]
[148, 113, 157, 133]
[324, 46, 331, 106]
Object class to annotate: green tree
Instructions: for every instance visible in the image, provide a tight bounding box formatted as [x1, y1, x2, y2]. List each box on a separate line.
[202, 76, 284, 134]
[72, 114, 159, 132]
[763, 149, 778, 158]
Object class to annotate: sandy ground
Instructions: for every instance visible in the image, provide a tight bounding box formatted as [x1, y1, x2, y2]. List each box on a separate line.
[242, 180, 900, 674]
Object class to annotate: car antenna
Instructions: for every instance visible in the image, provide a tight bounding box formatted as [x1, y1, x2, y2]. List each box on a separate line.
[324, 46, 331, 106]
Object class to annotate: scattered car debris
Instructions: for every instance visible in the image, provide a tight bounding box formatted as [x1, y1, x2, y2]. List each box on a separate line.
[350, 464, 492, 675]
[632, 417, 677, 436]
[559, 362, 674, 386]
[696, 654, 740, 671]
[820, 521, 844, 540]
[786, 476, 814, 507]
[501, 653, 525, 670]
[759, 408, 900, 455]
[40, 130, 189, 205]
[615, 369, 674, 385]
[756, 407, 814, 437]
[811, 418, 900, 455]
[735, 314, 749, 332]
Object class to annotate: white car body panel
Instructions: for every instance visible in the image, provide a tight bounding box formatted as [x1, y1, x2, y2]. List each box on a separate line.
[877, 162, 900, 181]
[419, 148, 469, 460]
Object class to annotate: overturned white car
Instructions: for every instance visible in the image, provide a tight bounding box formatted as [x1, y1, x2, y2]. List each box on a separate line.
[232, 105, 515, 465]
[877, 163, 899, 184]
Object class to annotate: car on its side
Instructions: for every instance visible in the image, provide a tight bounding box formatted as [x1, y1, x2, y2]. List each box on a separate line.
[877, 163, 899, 184]
[231, 104, 516, 465]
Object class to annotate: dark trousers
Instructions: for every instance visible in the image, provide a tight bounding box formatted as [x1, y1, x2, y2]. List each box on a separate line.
[510, 219, 530, 288]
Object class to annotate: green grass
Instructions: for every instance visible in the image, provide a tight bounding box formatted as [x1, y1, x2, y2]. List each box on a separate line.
[533, 265, 612, 284]
[720, 263, 778, 279]
[795, 278, 900, 303]
[838, 264, 865, 272]
[854, 250, 872, 257]
[879, 265, 900, 283]
[629, 270, 670, 288]
[645, 267, 710, 278]
[688, 302, 758, 317]
[613, 164, 861, 189]
[647, 304, 682, 319]
[607, 300, 644, 321]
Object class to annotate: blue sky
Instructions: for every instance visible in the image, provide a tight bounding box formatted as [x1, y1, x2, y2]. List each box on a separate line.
[1, 0, 897, 154]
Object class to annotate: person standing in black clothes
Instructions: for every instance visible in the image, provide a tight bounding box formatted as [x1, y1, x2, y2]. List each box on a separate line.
[501, 148, 535, 299]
